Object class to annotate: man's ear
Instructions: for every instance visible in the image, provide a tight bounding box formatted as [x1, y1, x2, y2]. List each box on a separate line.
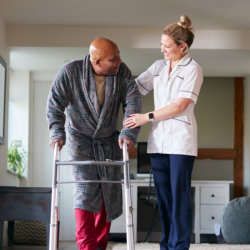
[96, 58, 101, 67]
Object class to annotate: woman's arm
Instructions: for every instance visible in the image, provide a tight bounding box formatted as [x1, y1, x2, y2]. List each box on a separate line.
[123, 97, 193, 128]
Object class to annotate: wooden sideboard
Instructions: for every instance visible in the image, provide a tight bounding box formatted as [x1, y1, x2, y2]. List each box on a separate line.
[0, 186, 52, 250]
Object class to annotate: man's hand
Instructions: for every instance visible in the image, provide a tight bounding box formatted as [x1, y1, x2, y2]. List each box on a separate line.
[119, 138, 134, 152]
[50, 139, 65, 151]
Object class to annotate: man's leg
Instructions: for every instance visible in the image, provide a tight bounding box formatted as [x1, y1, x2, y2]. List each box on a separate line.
[94, 203, 111, 250]
[75, 208, 97, 250]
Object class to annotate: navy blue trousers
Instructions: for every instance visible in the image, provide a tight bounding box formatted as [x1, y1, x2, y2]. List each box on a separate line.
[150, 154, 195, 250]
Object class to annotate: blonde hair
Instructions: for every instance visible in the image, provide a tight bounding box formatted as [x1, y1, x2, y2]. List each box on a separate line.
[163, 15, 194, 52]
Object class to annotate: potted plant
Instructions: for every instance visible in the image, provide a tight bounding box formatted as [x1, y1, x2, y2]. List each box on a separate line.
[8, 141, 26, 178]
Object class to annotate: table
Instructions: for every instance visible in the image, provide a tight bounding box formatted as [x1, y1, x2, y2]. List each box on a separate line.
[0, 186, 52, 250]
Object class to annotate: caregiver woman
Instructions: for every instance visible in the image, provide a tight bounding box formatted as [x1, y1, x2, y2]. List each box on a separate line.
[124, 15, 203, 250]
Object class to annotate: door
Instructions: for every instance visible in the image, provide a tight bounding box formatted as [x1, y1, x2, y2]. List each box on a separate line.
[32, 80, 76, 240]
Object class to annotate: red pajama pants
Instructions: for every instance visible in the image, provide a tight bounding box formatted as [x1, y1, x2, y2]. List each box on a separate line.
[75, 204, 111, 250]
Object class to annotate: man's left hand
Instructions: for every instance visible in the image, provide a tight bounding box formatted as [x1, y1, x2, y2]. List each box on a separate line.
[119, 138, 134, 152]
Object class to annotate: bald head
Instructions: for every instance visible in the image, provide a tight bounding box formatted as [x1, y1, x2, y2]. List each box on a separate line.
[89, 37, 121, 76]
[89, 37, 118, 61]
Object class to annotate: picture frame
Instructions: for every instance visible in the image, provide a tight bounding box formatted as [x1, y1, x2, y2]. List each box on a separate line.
[0, 56, 7, 145]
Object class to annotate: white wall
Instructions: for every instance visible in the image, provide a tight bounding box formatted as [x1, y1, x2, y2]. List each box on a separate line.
[8, 71, 29, 148]
[0, 15, 19, 186]
[8, 71, 30, 178]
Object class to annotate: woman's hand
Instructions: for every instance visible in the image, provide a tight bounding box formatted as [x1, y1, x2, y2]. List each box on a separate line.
[123, 113, 148, 128]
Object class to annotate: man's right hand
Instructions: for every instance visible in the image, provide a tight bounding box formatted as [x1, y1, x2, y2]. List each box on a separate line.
[50, 139, 65, 151]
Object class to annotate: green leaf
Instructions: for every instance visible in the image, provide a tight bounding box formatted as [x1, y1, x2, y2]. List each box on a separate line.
[7, 141, 26, 178]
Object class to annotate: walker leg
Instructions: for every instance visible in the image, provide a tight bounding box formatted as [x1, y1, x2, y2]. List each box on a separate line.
[123, 143, 135, 250]
[49, 143, 59, 250]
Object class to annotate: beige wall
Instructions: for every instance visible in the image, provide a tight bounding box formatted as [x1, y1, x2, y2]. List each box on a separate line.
[0, 16, 19, 186]
[117, 77, 235, 181]
[196, 77, 234, 148]
[121, 77, 234, 146]
[193, 77, 234, 181]
[244, 76, 250, 195]
[0, 17, 7, 62]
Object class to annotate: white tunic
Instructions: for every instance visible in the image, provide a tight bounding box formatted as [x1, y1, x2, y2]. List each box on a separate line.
[136, 54, 203, 156]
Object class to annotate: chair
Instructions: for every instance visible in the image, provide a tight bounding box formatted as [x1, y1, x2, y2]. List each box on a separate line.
[143, 170, 159, 242]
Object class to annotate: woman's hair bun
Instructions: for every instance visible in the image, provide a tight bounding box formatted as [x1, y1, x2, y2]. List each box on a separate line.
[177, 15, 192, 30]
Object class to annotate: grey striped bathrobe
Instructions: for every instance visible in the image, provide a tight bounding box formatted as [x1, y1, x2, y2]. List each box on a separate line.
[47, 55, 141, 221]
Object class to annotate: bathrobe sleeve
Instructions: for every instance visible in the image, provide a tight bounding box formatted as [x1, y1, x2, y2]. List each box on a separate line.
[118, 64, 142, 144]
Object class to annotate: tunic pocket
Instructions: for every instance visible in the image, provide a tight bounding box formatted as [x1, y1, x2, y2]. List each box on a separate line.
[171, 115, 191, 126]
[171, 115, 194, 154]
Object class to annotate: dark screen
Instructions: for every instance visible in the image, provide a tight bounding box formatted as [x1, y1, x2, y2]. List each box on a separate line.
[137, 142, 151, 173]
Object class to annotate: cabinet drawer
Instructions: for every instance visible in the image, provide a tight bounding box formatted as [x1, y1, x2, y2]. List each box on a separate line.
[200, 187, 225, 204]
[200, 205, 225, 230]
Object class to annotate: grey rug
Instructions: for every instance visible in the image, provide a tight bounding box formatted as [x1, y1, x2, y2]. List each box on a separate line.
[109, 243, 250, 250]
[4, 242, 250, 250]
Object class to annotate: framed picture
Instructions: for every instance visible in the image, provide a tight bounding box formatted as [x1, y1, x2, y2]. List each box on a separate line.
[0, 56, 7, 145]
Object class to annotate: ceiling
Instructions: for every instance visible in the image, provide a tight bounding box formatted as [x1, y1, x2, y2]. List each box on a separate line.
[1, 0, 250, 30]
[1, 0, 250, 76]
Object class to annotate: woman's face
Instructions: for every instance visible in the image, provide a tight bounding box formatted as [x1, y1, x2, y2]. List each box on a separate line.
[161, 34, 185, 62]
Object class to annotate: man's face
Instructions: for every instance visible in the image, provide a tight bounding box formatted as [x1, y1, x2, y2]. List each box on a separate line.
[99, 48, 121, 75]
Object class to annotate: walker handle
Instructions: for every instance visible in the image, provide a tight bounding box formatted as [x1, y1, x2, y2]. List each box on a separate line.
[123, 141, 129, 162]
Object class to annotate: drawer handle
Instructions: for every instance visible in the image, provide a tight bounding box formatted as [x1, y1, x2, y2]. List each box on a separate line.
[211, 216, 215, 220]
[211, 194, 215, 198]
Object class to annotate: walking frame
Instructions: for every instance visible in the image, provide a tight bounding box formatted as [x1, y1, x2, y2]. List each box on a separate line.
[49, 142, 135, 250]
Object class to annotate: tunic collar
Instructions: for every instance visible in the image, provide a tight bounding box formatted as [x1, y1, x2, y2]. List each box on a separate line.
[177, 53, 192, 67]
[164, 53, 192, 67]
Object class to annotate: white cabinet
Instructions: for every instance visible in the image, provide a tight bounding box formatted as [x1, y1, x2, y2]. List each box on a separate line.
[110, 180, 233, 244]
[192, 180, 233, 243]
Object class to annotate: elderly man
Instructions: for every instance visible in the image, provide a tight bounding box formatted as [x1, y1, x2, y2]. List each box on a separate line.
[47, 37, 141, 250]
